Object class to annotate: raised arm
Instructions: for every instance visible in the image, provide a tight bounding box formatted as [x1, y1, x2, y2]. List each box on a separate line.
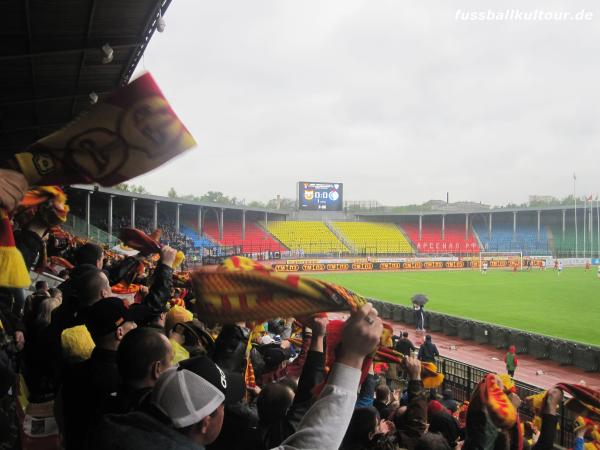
[276, 304, 383, 450]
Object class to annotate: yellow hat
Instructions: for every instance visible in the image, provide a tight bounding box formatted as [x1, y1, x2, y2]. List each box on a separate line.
[165, 305, 193, 332]
[61, 325, 95, 363]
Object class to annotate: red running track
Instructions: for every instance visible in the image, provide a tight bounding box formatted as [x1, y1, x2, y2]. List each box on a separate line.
[396, 326, 600, 391]
[330, 313, 600, 391]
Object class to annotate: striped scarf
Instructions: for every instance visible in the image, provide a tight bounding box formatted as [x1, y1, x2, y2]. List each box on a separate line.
[191, 256, 365, 323]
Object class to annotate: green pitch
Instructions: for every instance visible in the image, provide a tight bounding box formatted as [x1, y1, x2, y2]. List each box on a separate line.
[313, 268, 600, 345]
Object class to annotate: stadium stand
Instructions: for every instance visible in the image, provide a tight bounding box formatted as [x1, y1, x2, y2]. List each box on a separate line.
[401, 222, 480, 254]
[549, 224, 590, 257]
[201, 219, 287, 253]
[180, 225, 217, 249]
[265, 220, 349, 254]
[473, 222, 551, 255]
[331, 222, 414, 254]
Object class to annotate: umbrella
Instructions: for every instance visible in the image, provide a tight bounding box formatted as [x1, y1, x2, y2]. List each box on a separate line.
[411, 294, 429, 306]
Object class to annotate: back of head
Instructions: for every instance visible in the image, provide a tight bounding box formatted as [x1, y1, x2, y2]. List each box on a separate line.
[74, 268, 108, 308]
[35, 280, 48, 292]
[257, 382, 294, 425]
[117, 327, 171, 386]
[415, 432, 451, 450]
[213, 324, 248, 373]
[426, 335, 432, 342]
[75, 243, 103, 267]
[35, 297, 61, 328]
[402, 331, 409, 338]
[342, 407, 379, 447]
[375, 384, 391, 403]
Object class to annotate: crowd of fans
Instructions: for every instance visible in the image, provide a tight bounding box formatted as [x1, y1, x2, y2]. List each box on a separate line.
[97, 215, 196, 255]
[0, 174, 599, 450]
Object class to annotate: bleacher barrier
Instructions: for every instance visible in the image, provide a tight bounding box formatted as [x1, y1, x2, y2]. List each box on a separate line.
[427, 312, 443, 332]
[528, 336, 551, 360]
[573, 345, 600, 372]
[473, 323, 490, 345]
[442, 317, 459, 336]
[457, 321, 473, 340]
[367, 299, 599, 374]
[508, 330, 529, 354]
[439, 356, 575, 448]
[490, 327, 509, 349]
[550, 341, 574, 366]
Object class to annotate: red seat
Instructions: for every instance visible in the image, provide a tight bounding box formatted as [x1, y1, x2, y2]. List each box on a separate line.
[203, 219, 287, 253]
[401, 223, 480, 254]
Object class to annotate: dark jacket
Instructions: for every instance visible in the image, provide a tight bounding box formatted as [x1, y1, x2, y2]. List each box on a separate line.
[395, 338, 416, 356]
[395, 380, 428, 450]
[61, 347, 120, 450]
[116, 386, 153, 414]
[90, 410, 204, 450]
[245, 349, 325, 450]
[417, 342, 439, 363]
[142, 263, 174, 313]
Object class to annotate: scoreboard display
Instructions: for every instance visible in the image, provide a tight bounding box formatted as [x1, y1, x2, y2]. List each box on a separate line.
[297, 181, 343, 211]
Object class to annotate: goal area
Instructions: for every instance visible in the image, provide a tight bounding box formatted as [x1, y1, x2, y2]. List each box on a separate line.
[478, 251, 523, 270]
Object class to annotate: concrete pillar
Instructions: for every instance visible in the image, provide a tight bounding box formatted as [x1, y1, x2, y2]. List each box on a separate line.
[130, 198, 136, 228]
[512, 211, 517, 240]
[537, 210, 541, 240]
[264, 211, 268, 230]
[488, 212, 492, 241]
[197, 207, 202, 237]
[242, 210, 246, 241]
[465, 214, 469, 240]
[441, 215, 445, 240]
[219, 208, 224, 241]
[86, 191, 91, 238]
[418, 215, 422, 240]
[153, 201, 159, 230]
[562, 209, 566, 239]
[175, 204, 181, 233]
[108, 195, 114, 244]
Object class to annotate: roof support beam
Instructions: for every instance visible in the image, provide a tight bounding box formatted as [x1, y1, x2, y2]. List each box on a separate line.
[0, 43, 140, 62]
[71, 0, 98, 117]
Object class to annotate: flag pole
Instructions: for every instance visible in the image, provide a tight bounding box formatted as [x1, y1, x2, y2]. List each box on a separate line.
[588, 195, 594, 258]
[584, 195, 587, 258]
[597, 196, 600, 258]
[573, 174, 578, 257]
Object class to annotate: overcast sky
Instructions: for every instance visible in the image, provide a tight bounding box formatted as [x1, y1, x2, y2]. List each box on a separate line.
[130, 0, 600, 206]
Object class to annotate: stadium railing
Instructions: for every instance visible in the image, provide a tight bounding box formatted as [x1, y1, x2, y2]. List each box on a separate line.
[438, 356, 575, 448]
[63, 215, 118, 245]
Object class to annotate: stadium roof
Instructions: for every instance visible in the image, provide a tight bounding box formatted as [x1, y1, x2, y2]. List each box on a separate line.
[71, 184, 590, 218]
[70, 185, 291, 215]
[1, 0, 172, 157]
[357, 204, 588, 217]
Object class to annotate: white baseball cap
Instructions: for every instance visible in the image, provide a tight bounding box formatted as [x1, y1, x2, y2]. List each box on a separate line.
[151, 368, 225, 428]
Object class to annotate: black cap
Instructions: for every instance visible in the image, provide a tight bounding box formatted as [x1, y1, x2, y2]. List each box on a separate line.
[178, 356, 245, 405]
[84, 297, 138, 340]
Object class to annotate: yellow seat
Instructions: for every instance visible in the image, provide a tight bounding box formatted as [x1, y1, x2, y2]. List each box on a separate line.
[265, 221, 348, 254]
[332, 222, 414, 254]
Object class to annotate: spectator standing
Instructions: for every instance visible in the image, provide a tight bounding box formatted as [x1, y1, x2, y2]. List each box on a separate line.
[59, 298, 138, 449]
[505, 345, 518, 377]
[395, 331, 416, 356]
[417, 335, 439, 363]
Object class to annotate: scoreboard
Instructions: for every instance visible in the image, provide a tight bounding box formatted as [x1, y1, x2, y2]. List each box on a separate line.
[297, 181, 343, 211]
